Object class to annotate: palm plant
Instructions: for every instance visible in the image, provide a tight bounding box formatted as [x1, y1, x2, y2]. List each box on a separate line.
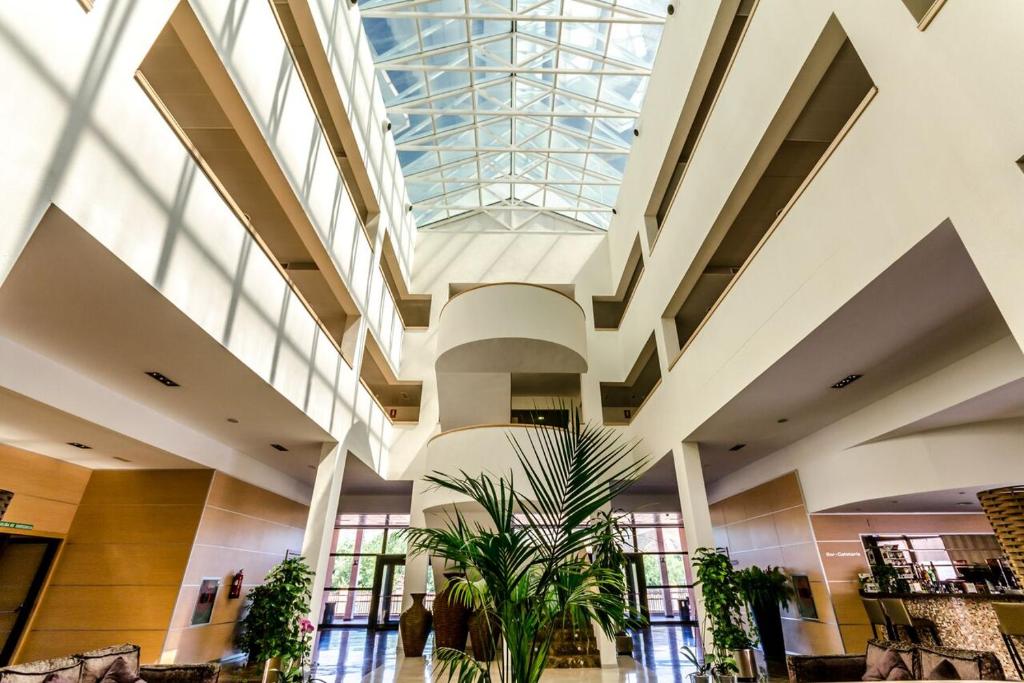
[404, 412, 646, 683]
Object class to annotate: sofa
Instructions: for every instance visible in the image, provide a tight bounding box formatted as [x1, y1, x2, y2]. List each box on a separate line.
[0, 644, 220, 683]
[787, 639, 1006, 682]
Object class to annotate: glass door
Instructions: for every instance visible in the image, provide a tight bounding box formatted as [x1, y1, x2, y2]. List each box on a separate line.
[0, 534, 60, 665]
[367, 555, 405, 631]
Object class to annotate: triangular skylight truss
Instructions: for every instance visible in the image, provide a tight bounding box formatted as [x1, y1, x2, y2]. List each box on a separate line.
[360, 0, 667, 230]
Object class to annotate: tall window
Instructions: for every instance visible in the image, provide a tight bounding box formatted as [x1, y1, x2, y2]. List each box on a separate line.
[621, 513, 693, 623]
[322, 514, 414, 626]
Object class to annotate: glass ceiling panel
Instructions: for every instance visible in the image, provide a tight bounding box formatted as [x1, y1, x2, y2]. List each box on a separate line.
[359, 0, 667, 230]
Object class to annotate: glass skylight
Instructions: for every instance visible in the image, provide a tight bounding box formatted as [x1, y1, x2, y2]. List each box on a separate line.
[360, 0, 667, 230]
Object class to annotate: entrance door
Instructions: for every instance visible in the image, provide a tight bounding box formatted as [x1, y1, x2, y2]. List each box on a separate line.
[0, 534, 60, 665]
[624, 553, 649, 624]
[366, 554, 405, 631]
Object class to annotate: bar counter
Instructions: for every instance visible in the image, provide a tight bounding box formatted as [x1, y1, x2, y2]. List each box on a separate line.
[863, 591, 1023, 678]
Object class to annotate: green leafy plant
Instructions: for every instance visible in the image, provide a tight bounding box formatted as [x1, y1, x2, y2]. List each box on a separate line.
[736, 565, 793, 612]
[691, 547, 755, 666]
[871, 564, 906, 593]
[405, 411, 646, 683]
[238, 557, 315, 671]
[681, 646, 737, 678]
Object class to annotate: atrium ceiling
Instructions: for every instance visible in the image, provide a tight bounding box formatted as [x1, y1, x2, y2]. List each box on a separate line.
[360, 0, 667, 231]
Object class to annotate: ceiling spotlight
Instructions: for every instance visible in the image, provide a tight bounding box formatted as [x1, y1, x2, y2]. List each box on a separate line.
[146, 371, 180, 387]
[67, 442, 92, 449]
[112, 456, 132, 463]
[308, 465, 317, 470]
[407, 204, 414, 212]
[830, 374, 862, 389]
[633, 128, 640, 137]
[956, 502, 972, 507]
[667, 3, 675, 15]
[728, 443, 746, 452]
[777, 418, 788, 424]
[271, 443, 290, 452]
[226, 418, 239, 424]
[383, 120, 392, 133]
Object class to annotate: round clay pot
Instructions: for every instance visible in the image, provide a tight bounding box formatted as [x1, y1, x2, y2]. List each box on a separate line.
[400, 592, 432, 656]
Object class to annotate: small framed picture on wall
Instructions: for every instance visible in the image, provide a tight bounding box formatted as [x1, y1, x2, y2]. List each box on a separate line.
[791, 574, 818, 620]
[191, 577, 220, 626]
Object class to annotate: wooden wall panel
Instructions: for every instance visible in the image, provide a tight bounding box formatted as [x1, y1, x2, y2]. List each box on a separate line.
[0, 444, 90, 536]
[162, 473, 308, 664]
[17, 470, 211, 664]
[810, 512, 994, 654]
[709, 472, 843, 655]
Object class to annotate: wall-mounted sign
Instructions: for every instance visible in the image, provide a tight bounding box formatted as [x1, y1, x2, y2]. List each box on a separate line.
[191, 577, 220, 626]
[0, 489, 13, 520]
[792, 574, 818, 620]
[0, 520, 33, 531]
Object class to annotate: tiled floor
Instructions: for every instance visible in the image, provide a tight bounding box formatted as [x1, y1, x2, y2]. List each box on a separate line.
[312, 625, 701, 683]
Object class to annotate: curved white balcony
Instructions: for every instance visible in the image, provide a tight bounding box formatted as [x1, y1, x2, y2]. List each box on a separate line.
[436, 284, 587, 373]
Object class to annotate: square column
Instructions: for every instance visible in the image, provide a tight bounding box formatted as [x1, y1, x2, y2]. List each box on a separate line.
[301, 443, 348, 626]
[673, 442, 715, 654]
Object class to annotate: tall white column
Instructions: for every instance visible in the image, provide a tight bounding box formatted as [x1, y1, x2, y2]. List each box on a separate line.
[673, 442, 715, 654]
[594, 502, 618, 668]
[301, 442, 348, 626]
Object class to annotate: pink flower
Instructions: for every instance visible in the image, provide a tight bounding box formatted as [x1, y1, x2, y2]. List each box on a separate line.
[299, 617, 315, 634]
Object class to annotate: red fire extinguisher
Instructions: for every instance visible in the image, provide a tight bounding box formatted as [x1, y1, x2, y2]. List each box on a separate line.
[229, 569, 244, 599]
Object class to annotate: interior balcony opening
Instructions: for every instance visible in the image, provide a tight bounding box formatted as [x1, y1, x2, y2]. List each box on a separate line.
[901, 0, 946, 27]
[380, 235, 431, 328]
[360, 337, 422, 424]
[137, 7, 362, 364]
[600, 333, 661, 425]
[592, 237, 644, 330]
[645, 0, 754, 246]
[665, 28, 876, 360]
[268, 0, 378, 229]
[509, 373, 581, 427]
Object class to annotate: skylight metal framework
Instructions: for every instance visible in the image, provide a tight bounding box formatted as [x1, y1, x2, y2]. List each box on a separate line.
[360, 0, 667, 230]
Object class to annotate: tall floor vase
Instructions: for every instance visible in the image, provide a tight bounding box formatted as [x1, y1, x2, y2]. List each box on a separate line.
[400, 593, 432, 656]
[432, 577, 470, 651]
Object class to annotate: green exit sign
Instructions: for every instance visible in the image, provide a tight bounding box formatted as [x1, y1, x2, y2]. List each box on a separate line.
[0, 521, 34, 531]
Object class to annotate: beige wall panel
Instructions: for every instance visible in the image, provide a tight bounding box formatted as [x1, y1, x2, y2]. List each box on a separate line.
[712, 525, 729, 548]
[164, 622, 240, 664]
[181, 544, 282, 586]
[816, 541, 870, 581]
[810, 515, 871, 541]
[50, 543, 192, 586]
[67, 504, 204, 544]
[709, 502, 726, 527]
[168, 582, 248, 630]
[207, 473, 308, 528]
[782, 617, 845, 655]
[780, 541, 825, 581]
[17, 631, 168, 664]
[0, 445, 91, 504]
[78, 470, 212, 506]
[725, 518, 755, 551]
[3, 495, 80, 536]
[767, 474, 803, 510]
[193, 506, 303, 555]
[828, 580, 870, 625]
[720, 493, 750, 526]
[731, 546, 785, 570]
[774, 505, 814, 545]
[29, 585, 179, 631]
[839, 624, 878, 655]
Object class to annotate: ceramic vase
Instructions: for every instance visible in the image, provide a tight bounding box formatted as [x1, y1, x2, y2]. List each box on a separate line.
[400, 592, 432, 656]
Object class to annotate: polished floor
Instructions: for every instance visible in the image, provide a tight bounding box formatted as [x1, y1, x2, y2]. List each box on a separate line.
[313, 625, 701, 683]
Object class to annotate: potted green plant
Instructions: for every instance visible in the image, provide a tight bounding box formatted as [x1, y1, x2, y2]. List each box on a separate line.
[405, 411, 646, 683]
[691, 548, 757, 682]
[682, 644, 737, 683]
[736, 565, 793, 671]
[237, 556, 315, 683]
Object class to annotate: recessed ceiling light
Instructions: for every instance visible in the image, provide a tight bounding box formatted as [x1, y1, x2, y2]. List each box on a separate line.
[956, 502, 972, 507]
[226, 418, 239, 424]
[308, 465, 317, 470]
[959, 491, 966, 495]
[830, 374, 863, 389]
[271, 443, 289, 452]
[112, 456, 131, 463]
[67, 442, 91, 449]
[146, 371, 179, 387]
[728, 443, 746, 452]
[777, 418, 788, 424]
[890, 500, 900, 505]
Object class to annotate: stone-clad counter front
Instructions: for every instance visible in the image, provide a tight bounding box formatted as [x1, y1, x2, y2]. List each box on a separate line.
[865, 592, 1024, 678]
